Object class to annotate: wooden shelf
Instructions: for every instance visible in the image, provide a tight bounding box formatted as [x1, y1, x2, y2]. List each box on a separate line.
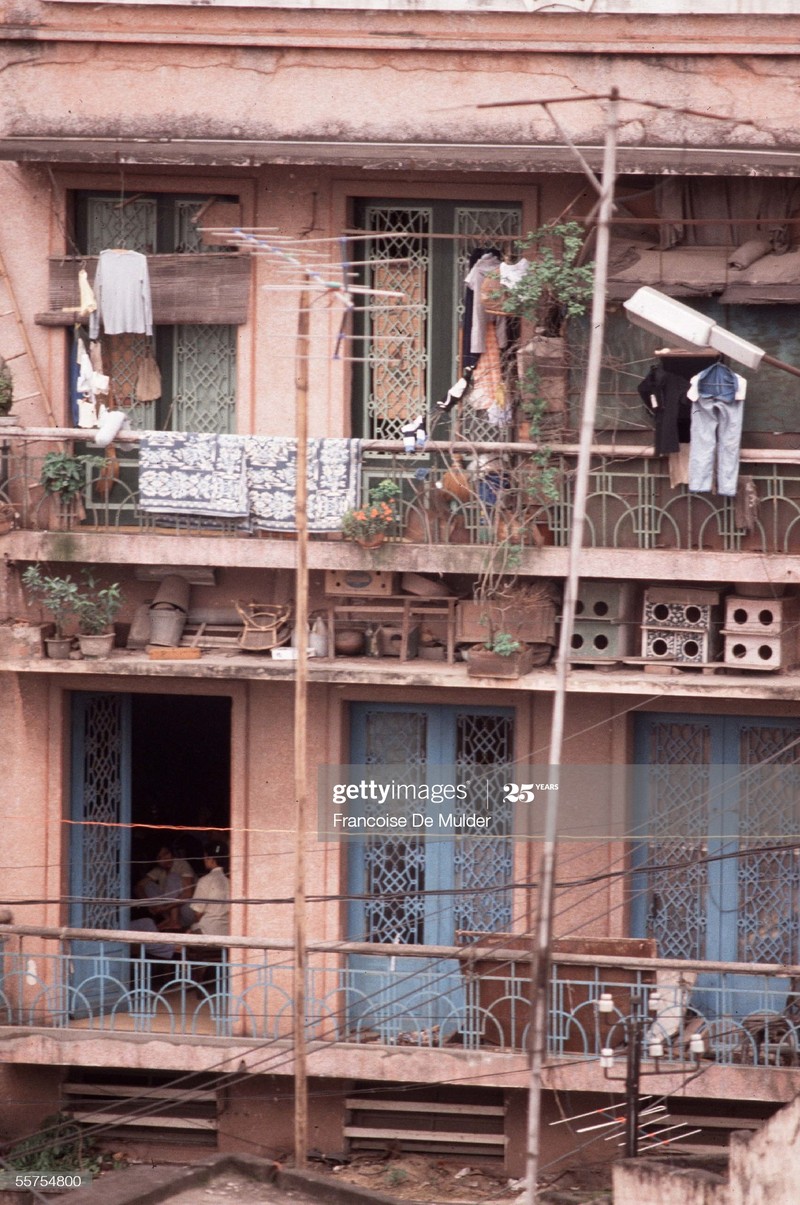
[326, 596, 457, 662]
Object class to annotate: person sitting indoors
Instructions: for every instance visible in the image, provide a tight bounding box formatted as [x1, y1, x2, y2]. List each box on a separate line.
[188, 841, 230, 936]
[134, 843, 197, 933]
[187, 841, 230, 987]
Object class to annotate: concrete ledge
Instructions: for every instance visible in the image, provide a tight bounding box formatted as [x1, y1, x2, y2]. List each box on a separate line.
[58, 1154, 403, 1205]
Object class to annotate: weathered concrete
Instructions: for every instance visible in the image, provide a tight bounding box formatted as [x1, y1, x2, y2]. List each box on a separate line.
[614, 1093, 800, 1205]
[52, 1154, 404, 1205]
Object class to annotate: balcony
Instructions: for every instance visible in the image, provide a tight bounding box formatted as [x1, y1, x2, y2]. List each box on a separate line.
[2, 924, 800, 1104]
[2, 429, 800, 583]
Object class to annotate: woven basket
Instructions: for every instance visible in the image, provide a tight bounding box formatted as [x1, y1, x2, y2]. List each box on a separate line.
[236, 602, 292, 651]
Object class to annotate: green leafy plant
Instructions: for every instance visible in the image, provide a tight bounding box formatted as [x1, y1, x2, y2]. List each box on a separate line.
[6, 1112, 99, 1176]
[341, 479, 399, 542]
[484, 631, 522, 657]
[74, 572, 123, 635]
[0, 357, 13, 415]
[40, 451, 104, 499]
[22, 565, 82, 638]
[22, 566, 123, 637]
[385, 1166, 409, 1187]
[500, 221, 594, 336]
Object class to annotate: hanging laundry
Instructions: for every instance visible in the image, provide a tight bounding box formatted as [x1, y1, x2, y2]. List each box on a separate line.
[668, 444, 691, 489]
[470, 323, 506, 413]
[401, 416, 427, 453]
[637, 363, 692, 456]
[135, 351, 162, 403]
[77, 268, 97, 317]
[687, 362, 747, 497]
[73, 331, 103, 428]
[462, 247, 506, 368]
[89, 249, 153, 340]
[437, 365, 474, 413]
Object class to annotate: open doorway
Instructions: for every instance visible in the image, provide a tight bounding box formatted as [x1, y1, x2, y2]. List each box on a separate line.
[70, 691, 231, 931]
[130, 694, 231, 892]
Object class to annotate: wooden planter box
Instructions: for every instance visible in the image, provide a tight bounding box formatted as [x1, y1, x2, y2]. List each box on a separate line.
[466, 645, 536, 678]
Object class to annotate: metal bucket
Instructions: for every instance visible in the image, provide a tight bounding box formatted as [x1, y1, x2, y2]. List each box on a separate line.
[148, 574, 190, 646]
[148, 603, 187, 646]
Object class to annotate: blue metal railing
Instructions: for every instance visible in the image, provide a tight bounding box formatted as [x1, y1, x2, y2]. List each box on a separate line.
[1, 926, 799, 1067]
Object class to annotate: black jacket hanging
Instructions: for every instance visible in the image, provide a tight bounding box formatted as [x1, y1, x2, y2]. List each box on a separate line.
[637, 364, 692, 456]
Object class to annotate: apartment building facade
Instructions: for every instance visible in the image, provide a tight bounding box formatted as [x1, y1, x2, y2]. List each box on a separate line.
[1, 0, 800, 1176]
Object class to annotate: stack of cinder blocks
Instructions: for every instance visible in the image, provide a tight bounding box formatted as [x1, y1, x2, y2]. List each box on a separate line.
[570, 581, 637, 660]
[722, 594, 800, 671]
[641, 587, 721, 665]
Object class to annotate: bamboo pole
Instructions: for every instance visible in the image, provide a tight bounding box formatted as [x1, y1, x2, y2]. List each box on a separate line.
[524, 87, 619, 1205]
[293, 288, 310, 1170]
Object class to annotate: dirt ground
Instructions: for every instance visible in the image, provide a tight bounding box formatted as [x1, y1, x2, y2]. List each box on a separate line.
[321, 1152, 613, 1204]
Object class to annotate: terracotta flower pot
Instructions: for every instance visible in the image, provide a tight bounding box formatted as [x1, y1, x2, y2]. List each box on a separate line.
[354, 533, 386, 550]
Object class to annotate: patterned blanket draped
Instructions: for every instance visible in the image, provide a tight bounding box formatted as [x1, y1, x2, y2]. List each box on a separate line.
[138, 432, 249, 519]
[138, 432, 362, 532]
[247, 436, 361, 532]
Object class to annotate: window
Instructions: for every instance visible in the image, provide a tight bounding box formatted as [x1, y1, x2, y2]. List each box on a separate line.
[352, 199, 521, 446]
[71, 192, 238, 434]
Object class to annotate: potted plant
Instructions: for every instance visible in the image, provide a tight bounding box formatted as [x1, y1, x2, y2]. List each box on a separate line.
[40, 451, 100, 499]
[21, 565, 81, 658]
[74, 572, 123, 657]
[341, 479, 399, 549]
[467, 630, 536, 678]
[39, 450, 104, 528]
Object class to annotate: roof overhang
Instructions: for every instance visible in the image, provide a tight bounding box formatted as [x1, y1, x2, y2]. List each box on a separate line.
[4, 137, 800, 175]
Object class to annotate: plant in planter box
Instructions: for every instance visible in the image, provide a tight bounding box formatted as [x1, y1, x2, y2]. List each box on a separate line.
[485, 631, 522, 657]
[22, 565, 81, 653]
[468, 629, 537, 679]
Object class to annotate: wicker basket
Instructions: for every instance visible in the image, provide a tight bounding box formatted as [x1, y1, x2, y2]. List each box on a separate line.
[235, 602, 292, 652]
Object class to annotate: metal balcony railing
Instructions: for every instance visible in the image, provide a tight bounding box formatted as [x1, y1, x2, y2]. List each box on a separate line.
[3, 429, 800, 553]
[1, 924, 799, 1069]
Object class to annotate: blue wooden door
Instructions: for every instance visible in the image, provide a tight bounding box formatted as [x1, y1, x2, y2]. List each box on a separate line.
[346, 703, 514, 1042]
[69, 692, 132, 1014]
[633, 713, 800, 1019]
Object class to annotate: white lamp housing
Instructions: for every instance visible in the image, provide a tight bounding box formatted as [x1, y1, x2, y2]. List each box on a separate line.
[648, 1039, 665, 1059]
[598, 991, 615, 1014]
[600, 1047, 615, 1069]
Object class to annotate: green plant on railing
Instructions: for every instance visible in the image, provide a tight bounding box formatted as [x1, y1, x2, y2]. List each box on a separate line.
[22, 565, 82, 639]
[40, 451, 104, 499]
[498, 220, 594, 336]
[341, 479, 399, 544]
[5, 1113, 100, 1176]
[518, 366, 563, 507]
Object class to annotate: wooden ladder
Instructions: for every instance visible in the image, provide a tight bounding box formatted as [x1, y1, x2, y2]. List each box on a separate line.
[0, 244, 55, 423]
